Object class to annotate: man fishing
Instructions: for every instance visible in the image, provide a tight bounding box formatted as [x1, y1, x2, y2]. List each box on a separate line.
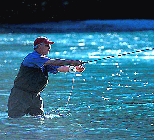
[7, 36, 85, 118]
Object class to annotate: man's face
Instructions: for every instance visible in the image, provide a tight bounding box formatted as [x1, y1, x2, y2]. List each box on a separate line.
[39, 43, 51, 55]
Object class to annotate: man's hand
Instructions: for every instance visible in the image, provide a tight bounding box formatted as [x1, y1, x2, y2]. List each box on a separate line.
[75, 65, 85, 72]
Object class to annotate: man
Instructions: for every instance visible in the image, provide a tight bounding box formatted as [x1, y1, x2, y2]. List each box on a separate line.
[8, 36, 85, 118]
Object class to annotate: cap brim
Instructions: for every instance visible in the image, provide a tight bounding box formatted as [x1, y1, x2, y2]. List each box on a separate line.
[48, 41, 54, 44]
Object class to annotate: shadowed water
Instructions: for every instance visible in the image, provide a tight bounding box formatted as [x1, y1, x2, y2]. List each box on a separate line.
[0, 20, 154, 140]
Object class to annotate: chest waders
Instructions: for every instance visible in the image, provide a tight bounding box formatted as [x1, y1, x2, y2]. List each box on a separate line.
[14, 64, 48, 93]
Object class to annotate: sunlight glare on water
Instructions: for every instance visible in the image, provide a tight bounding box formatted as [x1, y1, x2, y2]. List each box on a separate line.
[0, 22, 154, 140]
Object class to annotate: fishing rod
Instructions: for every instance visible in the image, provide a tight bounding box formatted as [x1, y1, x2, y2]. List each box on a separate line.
[81, 47, 154, 64]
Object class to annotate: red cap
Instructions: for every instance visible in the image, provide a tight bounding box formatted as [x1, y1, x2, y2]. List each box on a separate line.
[34, 36, 54, 46]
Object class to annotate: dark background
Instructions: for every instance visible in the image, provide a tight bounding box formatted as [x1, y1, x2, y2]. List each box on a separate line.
[0, 0, 154, 24]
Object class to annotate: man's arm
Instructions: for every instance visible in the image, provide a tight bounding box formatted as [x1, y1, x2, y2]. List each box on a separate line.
[44, 59, 82, 66]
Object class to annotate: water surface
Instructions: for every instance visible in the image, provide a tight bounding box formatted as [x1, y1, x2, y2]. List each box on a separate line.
[0, 20, 154, 140]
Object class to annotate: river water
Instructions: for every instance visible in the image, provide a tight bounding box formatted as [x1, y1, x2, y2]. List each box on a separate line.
[0, 20, 154, 140]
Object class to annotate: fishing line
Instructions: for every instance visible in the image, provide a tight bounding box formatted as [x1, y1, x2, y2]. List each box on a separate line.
[56, 72, 76, 117]
[66, 74, 75, 106]
[81, 47, 154, 64]
[64, 72, 84, 116]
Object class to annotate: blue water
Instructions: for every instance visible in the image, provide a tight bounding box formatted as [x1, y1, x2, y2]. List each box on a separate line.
[0, 20, 154, 140]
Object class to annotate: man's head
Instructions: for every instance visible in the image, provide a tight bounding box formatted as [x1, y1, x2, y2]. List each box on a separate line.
[34, 36, 54, 48]
[34, 36, 54, 55]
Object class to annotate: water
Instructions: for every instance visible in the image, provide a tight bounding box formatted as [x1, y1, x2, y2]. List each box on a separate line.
[0, 20, 154, 140]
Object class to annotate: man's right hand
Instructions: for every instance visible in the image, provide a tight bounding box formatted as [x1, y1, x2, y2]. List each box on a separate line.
[75, 65, 85, 72]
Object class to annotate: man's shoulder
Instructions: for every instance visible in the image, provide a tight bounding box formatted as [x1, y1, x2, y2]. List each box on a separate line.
[26, 51, 40, 58]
